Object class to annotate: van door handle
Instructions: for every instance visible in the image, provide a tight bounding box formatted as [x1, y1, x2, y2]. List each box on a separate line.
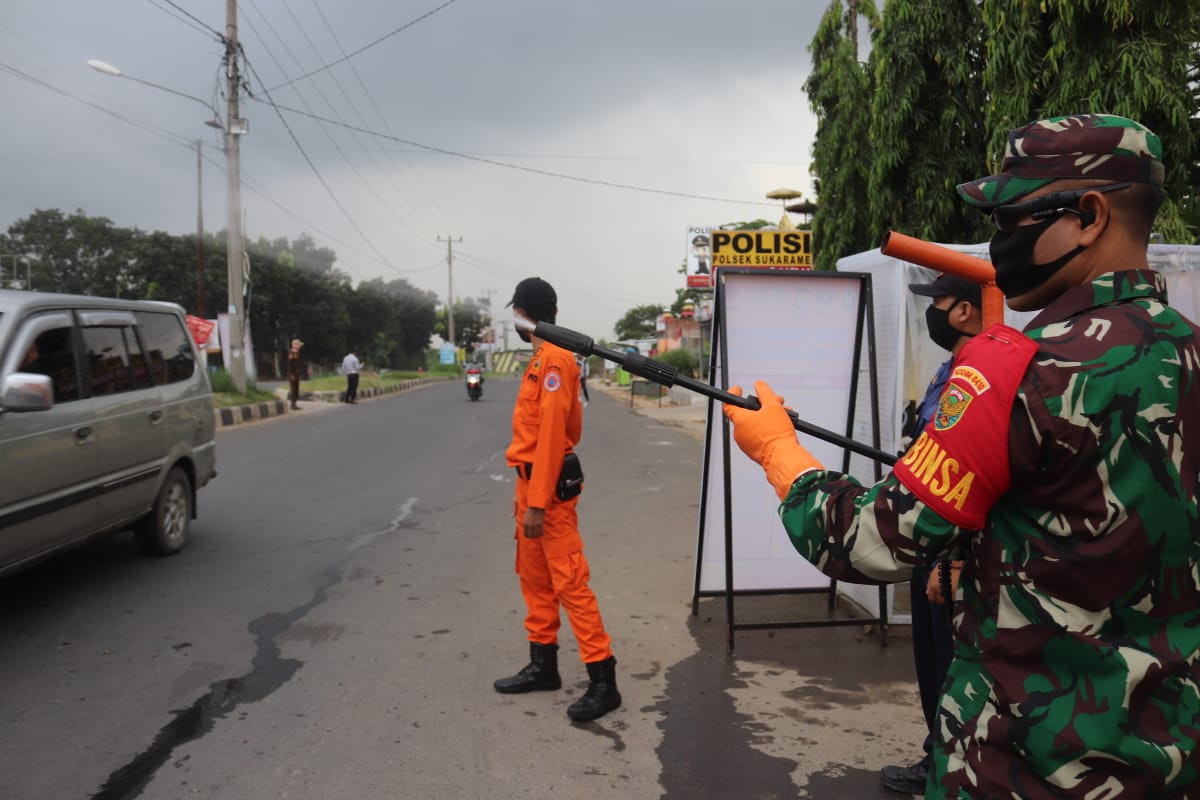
[75, 426, 92, 442]
[149, 410, 163, 424]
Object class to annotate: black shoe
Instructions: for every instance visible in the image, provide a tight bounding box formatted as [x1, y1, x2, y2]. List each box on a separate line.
[880, 763, 928, 794]
[494, 642, 561, 693]
[567, 656, 621, 721]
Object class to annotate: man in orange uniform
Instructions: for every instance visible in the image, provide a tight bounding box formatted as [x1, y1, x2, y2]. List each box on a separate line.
[494, 277, 621, 722]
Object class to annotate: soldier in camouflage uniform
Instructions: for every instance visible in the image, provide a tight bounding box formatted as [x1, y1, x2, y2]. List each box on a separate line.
[723, 114, 1200, 798]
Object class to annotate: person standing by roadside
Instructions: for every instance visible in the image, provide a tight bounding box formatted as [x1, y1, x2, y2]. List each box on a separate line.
[578, 354, 590, 406]
[341, 349, 362, 404]
[494, 276, 621, 723]
[880, 273, 982, 795]
[287, 338, 304, 410]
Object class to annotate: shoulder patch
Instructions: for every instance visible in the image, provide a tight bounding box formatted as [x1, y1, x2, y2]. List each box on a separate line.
[934, 386, 972, 430]
[544, 372, 561, 392]
[951, 365, 990, 395]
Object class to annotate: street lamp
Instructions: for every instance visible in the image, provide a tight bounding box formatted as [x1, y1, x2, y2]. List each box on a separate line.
[87, 57, 248, 393]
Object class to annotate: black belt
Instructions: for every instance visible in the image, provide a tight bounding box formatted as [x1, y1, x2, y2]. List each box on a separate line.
[515, 464, 532, 479]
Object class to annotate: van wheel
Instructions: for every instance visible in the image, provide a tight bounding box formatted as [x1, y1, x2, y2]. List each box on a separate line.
[135, 467, 192, 556]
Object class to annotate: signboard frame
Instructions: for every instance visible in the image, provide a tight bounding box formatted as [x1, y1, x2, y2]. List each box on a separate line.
[690, 268, 887, 650]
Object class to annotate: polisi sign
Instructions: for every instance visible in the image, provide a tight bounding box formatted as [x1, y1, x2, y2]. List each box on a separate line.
[712, 230, 812, 268]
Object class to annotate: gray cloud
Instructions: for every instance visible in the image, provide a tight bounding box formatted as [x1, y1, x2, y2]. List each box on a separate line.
[1, 0, 826, 339]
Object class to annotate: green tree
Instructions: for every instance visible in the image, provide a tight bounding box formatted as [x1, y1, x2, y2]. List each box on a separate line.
[436, 297, 491, 353]
[867, 0, 991, 244]
[656, 348, 698, 377]
[1, 207, 444, 373]
[345, 285, 397, 368]
[721, 219, 774, 231]
[981, 0, 1198, 241]
[4, 209, 134, 295]
[252, 233, 338, 275]
[243, 236, 352, 376]
[614, 303, 664, 341]
[360, 276, 440, 368]
[127, 229, 207, 314]
[805, 0, 880, 270]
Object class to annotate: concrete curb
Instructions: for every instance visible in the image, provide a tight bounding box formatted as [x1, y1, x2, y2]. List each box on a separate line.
[215, 376, 449, 428]
[214, 399, 289, 428]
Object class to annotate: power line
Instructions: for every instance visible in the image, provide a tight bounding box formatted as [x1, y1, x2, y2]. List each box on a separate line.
[454, 249, 654, 307]
[0, 57, 416, 277]
[265, 0, 460, 93]
[0, 61, 195, 149]
[239, 49, 402, 273]
[307, 0, 458, 234]
[241, 0, 443, 245]
[144, 0, 224, 41]
[246, 99, 778, 208]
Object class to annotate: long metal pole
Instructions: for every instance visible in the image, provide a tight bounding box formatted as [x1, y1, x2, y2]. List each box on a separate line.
[532, 320, 897, 466]
[225, 0, 246, 392]
[195, 140, 206, 318]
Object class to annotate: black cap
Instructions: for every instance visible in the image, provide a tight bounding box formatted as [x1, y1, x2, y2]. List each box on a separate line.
[507, 277, 557, 323]
[908, 273, 982, 307]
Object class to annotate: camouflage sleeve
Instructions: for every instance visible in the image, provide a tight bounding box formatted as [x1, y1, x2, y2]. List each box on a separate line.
[778, 470, 965, 584]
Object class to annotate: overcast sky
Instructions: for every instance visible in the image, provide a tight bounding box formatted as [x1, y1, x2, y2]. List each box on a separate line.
[1, 0, 826, 341]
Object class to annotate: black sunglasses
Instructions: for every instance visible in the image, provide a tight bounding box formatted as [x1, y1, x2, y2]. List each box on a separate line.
[990, 182, 1132, 233]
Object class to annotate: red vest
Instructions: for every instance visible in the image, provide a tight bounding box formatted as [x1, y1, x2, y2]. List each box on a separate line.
[894, 324, 1038, 529]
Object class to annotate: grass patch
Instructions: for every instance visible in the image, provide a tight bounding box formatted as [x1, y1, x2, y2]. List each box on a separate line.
[207, 369, 447, 408]
[302, 372, 430, 392]
[212, 388, 278, 408]
[208, 368, 278, 407]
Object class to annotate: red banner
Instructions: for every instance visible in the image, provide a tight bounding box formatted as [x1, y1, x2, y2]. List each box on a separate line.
[186, 315, 215, 346]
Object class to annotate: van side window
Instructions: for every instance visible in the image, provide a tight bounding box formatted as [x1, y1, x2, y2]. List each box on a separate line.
[21, 326, 80, 403]
[135, 311, 195, 384]
[82, 326, 136, 396]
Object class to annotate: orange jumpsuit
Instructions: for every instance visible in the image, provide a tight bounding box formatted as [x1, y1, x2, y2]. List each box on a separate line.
[505, 342, 613, 664]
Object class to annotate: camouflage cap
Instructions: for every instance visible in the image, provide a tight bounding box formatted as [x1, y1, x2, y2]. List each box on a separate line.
[957, 114, 1164, 210]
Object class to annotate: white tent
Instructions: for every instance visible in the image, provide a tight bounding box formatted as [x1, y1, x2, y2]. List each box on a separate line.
[838, 243, 1200, 460]
[835, 242, 1200, 620]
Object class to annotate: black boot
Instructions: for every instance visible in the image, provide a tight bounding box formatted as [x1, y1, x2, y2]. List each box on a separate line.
[494, 642, 562, 694]
[567, 656, 621, 721]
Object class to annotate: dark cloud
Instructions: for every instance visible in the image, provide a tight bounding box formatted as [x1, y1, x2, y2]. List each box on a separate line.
[1, 0, 826, 338]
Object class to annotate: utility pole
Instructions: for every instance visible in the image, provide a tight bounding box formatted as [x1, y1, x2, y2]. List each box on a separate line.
[195, 140, 206, 318]
[225, 0, 248, 392]
[2, 255, 31, 291]
[437, 235, 462, 349]
[479, 288, 497, 372]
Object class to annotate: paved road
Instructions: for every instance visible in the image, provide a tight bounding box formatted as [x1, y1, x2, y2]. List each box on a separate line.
[0, 379, 923, 799]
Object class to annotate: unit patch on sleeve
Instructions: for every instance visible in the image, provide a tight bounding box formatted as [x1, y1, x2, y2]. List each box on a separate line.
[544, 372, 561, 392]
[934, 386, 972, 431]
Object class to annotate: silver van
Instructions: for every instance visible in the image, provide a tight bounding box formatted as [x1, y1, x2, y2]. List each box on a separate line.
[0, 291, 216, 575]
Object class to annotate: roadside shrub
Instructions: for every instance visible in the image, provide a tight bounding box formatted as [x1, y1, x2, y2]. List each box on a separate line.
[657, 349, 698, 377]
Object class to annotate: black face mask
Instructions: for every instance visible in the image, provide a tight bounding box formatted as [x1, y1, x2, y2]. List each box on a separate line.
[989, 215, 1085, 297]
[925, 303, 967, 352]
[517, 328, 532, 344]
